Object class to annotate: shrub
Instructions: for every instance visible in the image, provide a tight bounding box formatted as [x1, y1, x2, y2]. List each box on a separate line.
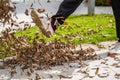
[85, 0, 111, 6]
[95, 0, 111, 6]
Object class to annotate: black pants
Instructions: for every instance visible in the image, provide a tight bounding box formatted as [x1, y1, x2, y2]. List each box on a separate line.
[111, 0, 120, 40]
[51, 0, 83, 30]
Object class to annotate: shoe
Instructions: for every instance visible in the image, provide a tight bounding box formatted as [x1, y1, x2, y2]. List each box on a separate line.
[109, 42, 120, 54]
[31, 9, 54, 37]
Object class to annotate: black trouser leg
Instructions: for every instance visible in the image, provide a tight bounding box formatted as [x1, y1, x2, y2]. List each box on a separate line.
[51, 0, 83, 30]
[111, 0, 120, 40]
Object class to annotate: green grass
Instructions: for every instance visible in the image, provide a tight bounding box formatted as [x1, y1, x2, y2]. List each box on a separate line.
[15, 14, 117, 44]
[0, 14, 117, 58]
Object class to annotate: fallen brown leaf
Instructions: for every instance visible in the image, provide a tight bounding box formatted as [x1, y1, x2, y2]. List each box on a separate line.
[108, 53, 117, 58]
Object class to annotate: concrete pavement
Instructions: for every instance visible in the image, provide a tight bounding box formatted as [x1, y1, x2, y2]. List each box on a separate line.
[0, 41, 120, 80]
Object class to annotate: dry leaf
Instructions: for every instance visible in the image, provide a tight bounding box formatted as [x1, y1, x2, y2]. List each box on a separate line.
[25, 9, 29, 16]
[98, 73, 109, 78]
[35, 73, 41, 80]
[108, 53, 117, 58]
[115, 74, 120, 79]
[58, 75, 72, 79]
[95, 68, 99, 75]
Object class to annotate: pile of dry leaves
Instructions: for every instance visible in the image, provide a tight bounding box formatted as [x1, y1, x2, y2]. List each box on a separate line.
[0, 30, 96, 69]
[0, 1, 99, 79]
[0, 0, 16, 26]
[0, 30, 97, 79]
[0, 0, 97, 70]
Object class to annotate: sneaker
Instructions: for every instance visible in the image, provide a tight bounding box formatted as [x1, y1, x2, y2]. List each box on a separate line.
[109, 42, 120, 54]
[31, 9, 54, 37]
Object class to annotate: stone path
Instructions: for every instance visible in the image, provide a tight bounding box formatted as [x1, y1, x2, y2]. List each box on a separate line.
[0, 41, 120, 80]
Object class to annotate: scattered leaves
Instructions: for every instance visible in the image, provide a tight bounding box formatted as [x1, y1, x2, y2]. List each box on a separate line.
[115, 74, 120, 79]
[98, 73, 109, 78]
[108, 53, 117, 58]
[0, 0, 16, 25]
[0, 30, 96, 70]
[58, 75, 72, 79]
[95, 68, 99, 75]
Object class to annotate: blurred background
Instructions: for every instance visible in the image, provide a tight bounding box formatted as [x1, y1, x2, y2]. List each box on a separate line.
[0, 0, 112, 33]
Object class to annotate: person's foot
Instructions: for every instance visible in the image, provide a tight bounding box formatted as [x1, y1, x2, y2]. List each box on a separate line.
[109, 42, 120, 53]
[31, 9, 55, 37]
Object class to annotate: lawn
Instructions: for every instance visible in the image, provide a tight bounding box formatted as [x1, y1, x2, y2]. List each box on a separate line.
[0, 14, 119, 80]
[15, 14, 117, 44]
[0, 14, 117, 59]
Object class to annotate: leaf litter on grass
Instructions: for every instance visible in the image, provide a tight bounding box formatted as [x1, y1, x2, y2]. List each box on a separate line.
[0, 31, 98, 78]
[0, 1, 119, 80]
[0, 1, 98, 79]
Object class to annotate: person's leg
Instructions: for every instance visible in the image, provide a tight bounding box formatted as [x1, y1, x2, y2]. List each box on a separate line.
[51, 0, 83, 30]
[111, 0, 120, 41]
[109, 0, 120, 53]
[31, 0, 83, 37]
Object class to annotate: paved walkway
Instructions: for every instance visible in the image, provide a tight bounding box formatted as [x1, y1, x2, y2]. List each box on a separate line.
[0, 41, 120, 80]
